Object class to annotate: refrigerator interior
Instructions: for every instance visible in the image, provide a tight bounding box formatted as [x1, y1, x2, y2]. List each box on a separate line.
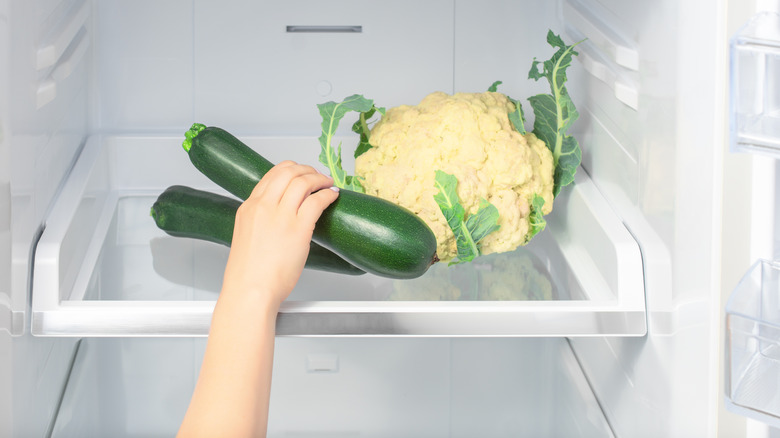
[0, 0, 746, 436]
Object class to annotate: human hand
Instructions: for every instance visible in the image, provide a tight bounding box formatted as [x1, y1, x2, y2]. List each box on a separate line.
[180, 161, 337, 438]
[220, 161, 339, 309]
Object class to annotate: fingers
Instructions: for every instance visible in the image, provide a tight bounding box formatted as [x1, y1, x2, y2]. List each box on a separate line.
[246, 161, 337, 220]
[297, 186, 339, 225]
[278, 171, 334, 210]
[249, 161, 316, 202]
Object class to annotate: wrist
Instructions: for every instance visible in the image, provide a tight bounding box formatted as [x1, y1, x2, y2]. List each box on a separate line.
[214, 286, 282, 326]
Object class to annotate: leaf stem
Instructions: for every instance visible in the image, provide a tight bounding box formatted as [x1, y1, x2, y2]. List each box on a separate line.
[359, 112, 370, 138]
[462, 223, 480, 259]
[550, 41, 582, 167]
[551, 49, 568, 166]
[325, 105, 345, 188]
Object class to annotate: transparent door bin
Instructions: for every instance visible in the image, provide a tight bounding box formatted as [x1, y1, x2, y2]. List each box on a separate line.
[730, 12, 780, 156]
[726, 259, 780, 428]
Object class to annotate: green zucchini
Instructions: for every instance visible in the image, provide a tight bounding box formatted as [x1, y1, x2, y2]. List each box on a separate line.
[151, 185, 365, 276]
[183, 123, 439, 279]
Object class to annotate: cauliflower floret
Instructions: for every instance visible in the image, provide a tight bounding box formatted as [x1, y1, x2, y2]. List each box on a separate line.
[356, 91, 554, 263]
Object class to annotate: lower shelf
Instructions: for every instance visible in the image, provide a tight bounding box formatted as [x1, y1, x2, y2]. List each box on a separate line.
[51, 337, 614, 438]
[31, 135, 646, 336]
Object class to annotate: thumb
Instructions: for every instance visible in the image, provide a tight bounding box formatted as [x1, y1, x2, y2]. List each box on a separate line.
[298, 186, 340, 226]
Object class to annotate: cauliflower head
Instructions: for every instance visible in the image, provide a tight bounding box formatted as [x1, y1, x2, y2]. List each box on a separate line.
[355, 91, 555, 263]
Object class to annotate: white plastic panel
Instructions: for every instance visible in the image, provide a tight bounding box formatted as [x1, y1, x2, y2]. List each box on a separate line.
[93, 0, 193, 130]
[35, 0, 89, 70]
[33, 0, 91, 110]
[0, 0, 12, 337]
[93, 0, 454, 133]
[50, 337, 614, 437]
[31, 135, 646, 337]
[452, 1, 557, 97]
[2, 0, 91, 339]
[2, 2, 93, 437]
[192, 0, 454, 134]
[569, 0, 728, 436]
[562, 0, 639, 71]
[575, 40, 639, 110]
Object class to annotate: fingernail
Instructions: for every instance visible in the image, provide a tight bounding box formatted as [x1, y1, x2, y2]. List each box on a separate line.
[329, 186, 340, 193]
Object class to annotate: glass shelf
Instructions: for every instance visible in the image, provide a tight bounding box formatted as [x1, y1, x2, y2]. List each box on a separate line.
[31, 135, 646, 337]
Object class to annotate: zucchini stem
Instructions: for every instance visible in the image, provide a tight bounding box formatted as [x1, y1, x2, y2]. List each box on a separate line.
[183, 123, 207, 152]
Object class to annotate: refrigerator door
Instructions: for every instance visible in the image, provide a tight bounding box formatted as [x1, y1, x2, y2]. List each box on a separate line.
[725, 7, 780, 431]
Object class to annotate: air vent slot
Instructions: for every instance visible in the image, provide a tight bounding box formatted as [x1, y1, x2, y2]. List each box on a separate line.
[286, 25, 362, 33]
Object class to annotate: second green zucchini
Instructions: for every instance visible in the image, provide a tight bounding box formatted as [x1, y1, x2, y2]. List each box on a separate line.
[151, 185, 365, 276]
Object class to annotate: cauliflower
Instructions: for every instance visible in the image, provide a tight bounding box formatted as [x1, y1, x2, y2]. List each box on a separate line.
[355, 91, 555, 263]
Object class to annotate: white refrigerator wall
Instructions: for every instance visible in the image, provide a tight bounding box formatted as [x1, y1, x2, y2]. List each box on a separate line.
[1, 0, 87, 436]
[88, 0, 558, 134]
[0, 0, 770, 436]
[567, 0, 727, 436]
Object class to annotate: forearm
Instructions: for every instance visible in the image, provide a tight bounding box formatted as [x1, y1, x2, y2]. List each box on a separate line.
[178, 290, 279, 438]
[178, 162, 338, 437]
